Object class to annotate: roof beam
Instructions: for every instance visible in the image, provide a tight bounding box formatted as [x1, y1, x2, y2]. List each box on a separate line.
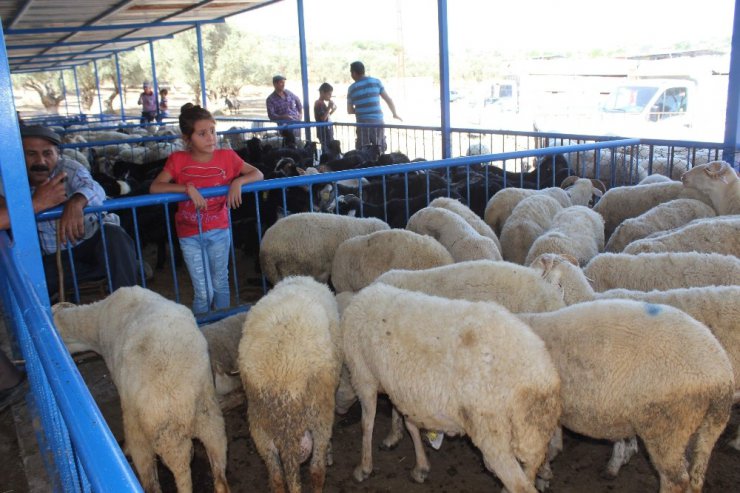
[8, 35, 175, 50]
[6, 18, 224, 35]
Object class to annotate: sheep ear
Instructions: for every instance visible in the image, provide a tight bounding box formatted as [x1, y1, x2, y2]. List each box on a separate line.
[704, 161, 726, 177]
[560, 175, 579, 189]
[560, 254, 579, 266]
[531, 254, 556, 277]
[590, 179, 607, 195]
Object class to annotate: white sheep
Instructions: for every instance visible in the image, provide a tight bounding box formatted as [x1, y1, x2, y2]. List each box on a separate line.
[201, 312, 247, 398]
[342, 283, 561, 491]
[518, 299, 734, 493]
[52, 287, 229, 493]
[592, 181, 713, 240]
[681, 160, 740, 215]
[558, 175, 606, 206]
[428, 196, 501, 251]
[637, 174, 673, 185]
[483, 186, 571, 236]
[524, 205, 604, 266]
[604, 198, 716, 252]
[374, 260, 565, 313]
[330, 229, 453, 293]
[405, 206, 502, 262]
[622, 215, 740, 256]
[500, 194, 563, 264]
[259, 212, 390, 286]
[239, 276, 341, 493]
[583, 252, 740, 291]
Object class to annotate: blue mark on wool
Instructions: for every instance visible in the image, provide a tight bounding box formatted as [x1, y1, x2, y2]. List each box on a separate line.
[645, 303, 662, 316]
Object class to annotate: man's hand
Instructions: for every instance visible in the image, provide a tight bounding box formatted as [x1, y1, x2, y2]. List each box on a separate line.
[59, 193, 87, 245]
[32, 172, 67, 212]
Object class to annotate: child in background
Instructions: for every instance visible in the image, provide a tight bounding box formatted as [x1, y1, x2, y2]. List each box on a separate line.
[313, 82, 337, 154]
[150, 103, 263, 314]
[157, 88, 169, 123]
[137, 82, 157, 125]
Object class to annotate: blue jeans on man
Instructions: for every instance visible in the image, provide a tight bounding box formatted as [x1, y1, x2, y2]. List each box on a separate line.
[179, 227, 231, 314]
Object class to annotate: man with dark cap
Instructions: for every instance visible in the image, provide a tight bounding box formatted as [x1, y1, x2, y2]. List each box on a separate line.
[266, 75, 303, 143]
[0, 125, 138, 298]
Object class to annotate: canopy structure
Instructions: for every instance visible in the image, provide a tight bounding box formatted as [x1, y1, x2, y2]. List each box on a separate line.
[0, 0, 280, 73]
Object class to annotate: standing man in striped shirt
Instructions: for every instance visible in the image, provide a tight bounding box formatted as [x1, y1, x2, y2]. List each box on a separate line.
[347, 61, 402, 159]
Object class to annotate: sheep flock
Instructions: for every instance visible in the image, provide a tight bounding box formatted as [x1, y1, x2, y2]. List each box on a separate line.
[52, 157, 740, 493]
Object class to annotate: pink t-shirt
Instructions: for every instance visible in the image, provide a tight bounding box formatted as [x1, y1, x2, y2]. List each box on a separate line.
[164, 149, 244, 238]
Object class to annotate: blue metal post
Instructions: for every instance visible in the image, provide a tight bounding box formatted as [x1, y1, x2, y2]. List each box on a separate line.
[723, 0, 740, 169]
[196, 23, 208, 108]
[115, 52, 126, 119]
[0, 40, 48, 295]
[149, 41, 160, 120]
[297, 0, 311, 143]
[72, 65, 82, 114]
[437, 0, 452, 159]
[93, 60, 103, 117]
[59, 70, 69, 117]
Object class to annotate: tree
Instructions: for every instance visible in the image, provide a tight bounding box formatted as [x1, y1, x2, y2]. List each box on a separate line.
[13, 72, 65, 113]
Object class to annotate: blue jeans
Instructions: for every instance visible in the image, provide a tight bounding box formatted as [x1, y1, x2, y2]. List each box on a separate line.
[179, 228, 231, 314]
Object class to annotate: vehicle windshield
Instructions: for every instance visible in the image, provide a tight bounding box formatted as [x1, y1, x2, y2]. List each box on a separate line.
[603, 86, 659, 113]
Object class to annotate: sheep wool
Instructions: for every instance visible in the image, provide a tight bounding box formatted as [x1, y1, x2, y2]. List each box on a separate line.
[583, 251, 740, 292]
[681, 160, 740, 215]
[201, 312, 247, 397]
[374, 260, 565, 313]
[406, 206, 502, 262]
[342, 283, 560, 492]
[52, 287, 229, 493]
[524, 205, 604, 266]
[519, 299, 734, 493]
[484, 186, 570, 237]
[500, 194, 563, 265]
[605, 198, 716, 252]
[331, 229, 453, 293]
[259, 212, 390, 285]
[239, 276, 341, 493]
[428, 196, 501, 251]
[622, 215, 740, 256]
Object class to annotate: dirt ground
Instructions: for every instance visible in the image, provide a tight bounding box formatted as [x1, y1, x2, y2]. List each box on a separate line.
[70, 354, 740, 493]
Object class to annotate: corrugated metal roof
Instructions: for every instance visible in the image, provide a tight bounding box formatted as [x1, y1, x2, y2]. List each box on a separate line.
[1, 0, 281, 73]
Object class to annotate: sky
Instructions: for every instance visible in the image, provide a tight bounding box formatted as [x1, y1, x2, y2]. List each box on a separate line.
[229, 0, 736, 56]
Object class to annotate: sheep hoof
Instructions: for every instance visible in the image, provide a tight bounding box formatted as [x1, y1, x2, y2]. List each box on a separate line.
[410, 466, 429, 483]
[535, 477, 550, 492]
[353, 466, 371, 482]
[379, 439, 399, 451]
[728, 435, 740, 451]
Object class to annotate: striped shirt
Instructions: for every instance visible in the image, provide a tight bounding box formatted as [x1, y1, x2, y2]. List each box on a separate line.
[0, 156, 117, 255]
[348, 76, 385, 123]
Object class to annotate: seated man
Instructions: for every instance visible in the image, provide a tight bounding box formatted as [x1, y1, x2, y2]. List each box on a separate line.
[0, 125, 139, 298]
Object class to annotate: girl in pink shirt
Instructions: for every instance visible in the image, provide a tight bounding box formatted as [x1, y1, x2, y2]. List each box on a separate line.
[150, 103, 263, 313]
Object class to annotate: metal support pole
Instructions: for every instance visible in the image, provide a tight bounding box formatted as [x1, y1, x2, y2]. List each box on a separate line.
[723, 0, 740, 168]
[59, 70, 69, 117]
[114, 52, 125, 120]
[149, 41, 160, 121]
[196, 23, 207, 108]
[93, 60, 103, 117]
[72, 66, 81, 114]
[437, 0, 451, 159]
[297, 0, 311, 143]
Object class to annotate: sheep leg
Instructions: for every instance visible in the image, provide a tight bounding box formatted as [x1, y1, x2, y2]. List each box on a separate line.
[687, 399, 731, 493]
[728, 424, 740, 451]
[380, 407, 404, 450]
[404, 419, 431, 483]
[640, 435, 690, 493]
[604, 437, 639, 478]
[124, 418, 161, 493]
[282, 454, 302, 493]
[195, 400, 230, 493]
[309, 433, 329, 493]
[354, 393, 378, 482]
[473, 432, 537, 493]
[157, 436, 194, 493]
[251, 425, 287, 493]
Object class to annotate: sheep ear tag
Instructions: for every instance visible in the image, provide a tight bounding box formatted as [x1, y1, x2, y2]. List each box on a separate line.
[425, 430, 445, 450]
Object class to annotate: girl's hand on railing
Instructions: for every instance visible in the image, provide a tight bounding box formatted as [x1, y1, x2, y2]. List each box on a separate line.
[186, 183, 207, 209]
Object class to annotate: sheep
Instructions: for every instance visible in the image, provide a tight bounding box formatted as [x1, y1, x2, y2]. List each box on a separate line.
[52, 287, 229, 493]
[518, 299, 734, 493]
[258, 212, 390, 286]
[558, 175, 606, 206]
[239, 276, 341, 493]
[330, 229, 453, 293]
[405, 207, 502, 262]
[524, 205, 604, 267]
[681, 160, 740, 215]
[638, 174, 673, 185]
[483, 186, 570, 236]
[499, 194, 563, 265]
[592, 181, 713, 240]
[604, 198, 716, 252]
[427, 196, 501, 250]
[201, 312, 247, 398]
[374, 260, 565, 313]
[341, 283, 561, 491]
[622, 215, 740, 256]
[582, 251, 740, 291]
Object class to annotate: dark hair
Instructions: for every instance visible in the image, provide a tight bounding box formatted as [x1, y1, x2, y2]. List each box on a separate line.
[350, 61, 365, 75]
[160, 88, 168, 96]
[179, 103, 214, 137]
[318, 82, 333, 93]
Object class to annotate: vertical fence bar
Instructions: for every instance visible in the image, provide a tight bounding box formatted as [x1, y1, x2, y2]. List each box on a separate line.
[115, 52, 125, 120]
[196, 23, 207, 108]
